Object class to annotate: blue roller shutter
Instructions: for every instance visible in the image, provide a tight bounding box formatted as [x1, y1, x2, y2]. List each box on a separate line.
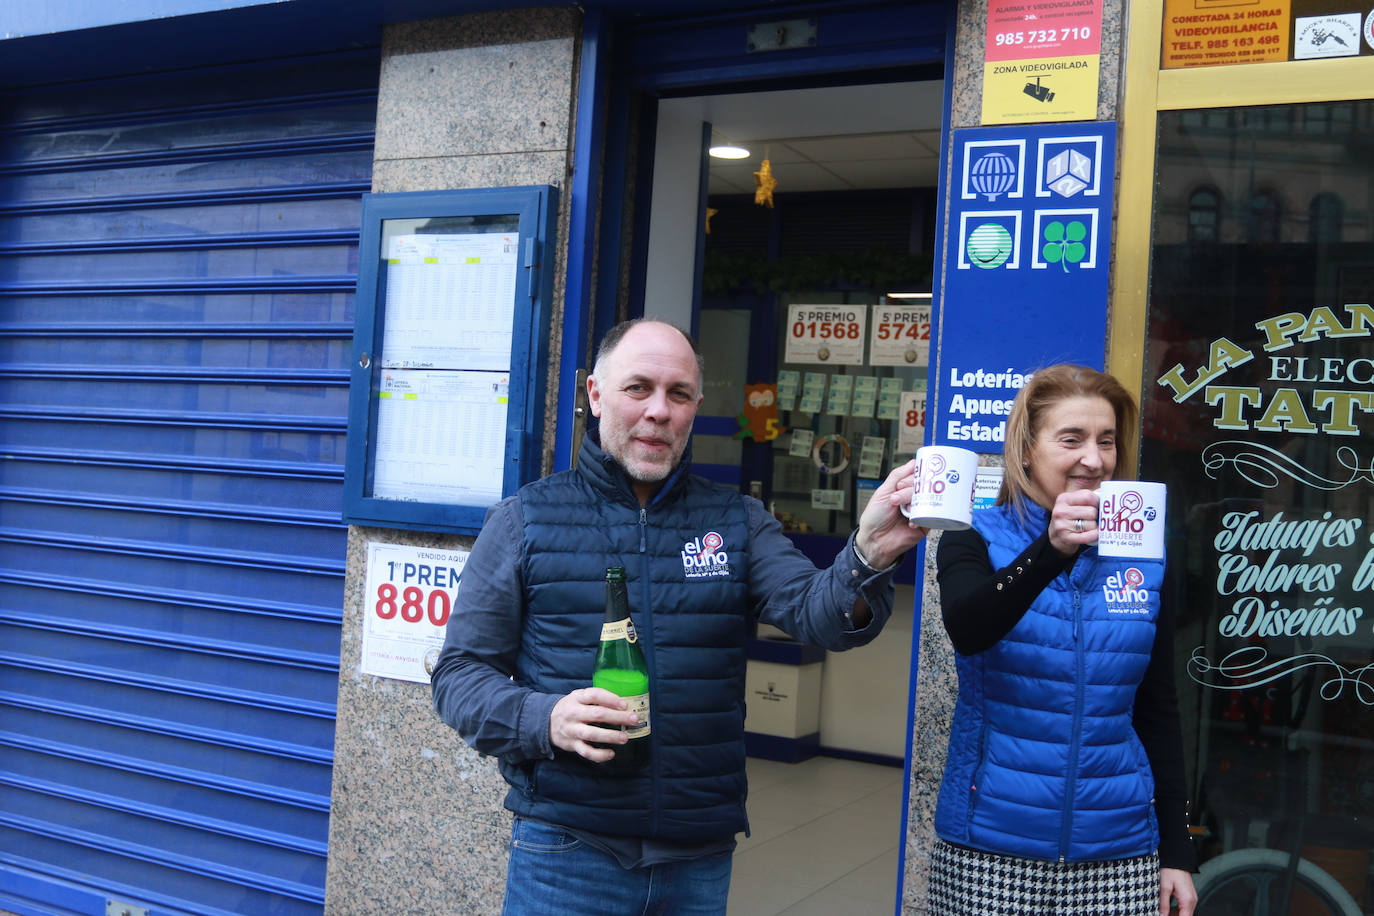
[0, 51, 377, 916]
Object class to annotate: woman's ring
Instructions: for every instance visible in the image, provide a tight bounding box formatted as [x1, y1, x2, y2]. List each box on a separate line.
[1073, 518, 1084, 533]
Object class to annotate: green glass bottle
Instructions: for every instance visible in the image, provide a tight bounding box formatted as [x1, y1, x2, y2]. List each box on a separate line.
[592, 566, 650, 771]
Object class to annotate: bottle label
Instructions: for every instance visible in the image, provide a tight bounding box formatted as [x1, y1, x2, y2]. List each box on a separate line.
[624, 693, 650, 739]
[600, 617, 638, 643]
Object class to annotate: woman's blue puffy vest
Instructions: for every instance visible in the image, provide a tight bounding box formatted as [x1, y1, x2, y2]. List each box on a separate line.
[934, 502, 1163, 862]
[499, 437, 754, 843]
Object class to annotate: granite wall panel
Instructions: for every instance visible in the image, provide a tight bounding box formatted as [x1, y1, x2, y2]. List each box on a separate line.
[325, 8, 579, 913]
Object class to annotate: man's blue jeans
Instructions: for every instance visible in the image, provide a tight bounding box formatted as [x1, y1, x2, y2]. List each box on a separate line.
[501, 817, 732, 916]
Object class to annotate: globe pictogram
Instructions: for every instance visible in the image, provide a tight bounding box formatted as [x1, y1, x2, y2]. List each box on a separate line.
[971, 152, 1017, 201]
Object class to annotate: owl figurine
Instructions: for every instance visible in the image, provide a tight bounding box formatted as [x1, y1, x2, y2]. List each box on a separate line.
[735, 383, 785, 442]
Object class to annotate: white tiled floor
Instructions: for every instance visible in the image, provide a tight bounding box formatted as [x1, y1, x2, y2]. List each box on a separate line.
[728, 755, 905, 916]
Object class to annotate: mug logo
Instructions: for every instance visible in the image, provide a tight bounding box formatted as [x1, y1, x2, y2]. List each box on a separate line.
[1101, 489, 1150, 534]
[915, 455, 954, 496]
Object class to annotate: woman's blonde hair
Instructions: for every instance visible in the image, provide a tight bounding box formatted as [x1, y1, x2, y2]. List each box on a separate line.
[999, 364, 1138, 516]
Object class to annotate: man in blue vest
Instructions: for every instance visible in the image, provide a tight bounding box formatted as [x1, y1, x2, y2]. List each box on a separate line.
[431, 318, 927, 915]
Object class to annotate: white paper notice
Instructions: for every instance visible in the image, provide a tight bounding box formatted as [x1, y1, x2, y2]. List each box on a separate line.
[855, 478, 880, 518]
[974, 466, 1004, 512]
[776, 369, 800, 412]
[851, 375, 877, 418]
[798, 373, 827, 414]
[812, 488, 846, 511]
[869, 304, 932, 367]
[825, 374, 854, 415]
[896, 390, 927, 453]
[784, 304, 866, 365]
[361, 542, 469, 684]
[789, 428, 816, 458]
[372, 369, 509, 505]
[858, 435, 887, 478]
[381, 232, 519, 371]
[878, 377, 905, 421]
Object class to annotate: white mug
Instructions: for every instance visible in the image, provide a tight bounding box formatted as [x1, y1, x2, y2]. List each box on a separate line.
[1096, 481, 1167, 559]
[901, 445, 979, 530]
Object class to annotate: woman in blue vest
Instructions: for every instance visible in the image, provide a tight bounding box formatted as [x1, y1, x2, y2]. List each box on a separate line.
[929, 364, 1198, 915]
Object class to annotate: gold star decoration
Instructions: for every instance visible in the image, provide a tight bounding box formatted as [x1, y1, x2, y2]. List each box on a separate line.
[753, 159, 776, 208]
[705, 206, 718, 234]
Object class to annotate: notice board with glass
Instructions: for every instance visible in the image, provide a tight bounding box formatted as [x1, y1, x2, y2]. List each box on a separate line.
[343, 186, 558, 533]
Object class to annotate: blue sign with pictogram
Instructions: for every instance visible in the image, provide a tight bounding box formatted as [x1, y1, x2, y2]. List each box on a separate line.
[934, 121, 1116, 451]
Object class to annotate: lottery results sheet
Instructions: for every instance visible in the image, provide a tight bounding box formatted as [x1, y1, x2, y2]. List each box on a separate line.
[367, 229, 519, 506]
[380, 231, 519, 372]
[371, 370, 509, 505]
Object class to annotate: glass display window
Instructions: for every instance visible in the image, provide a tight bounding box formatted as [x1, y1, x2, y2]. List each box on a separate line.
[697, 291, 930, 537]
[695, 189, 934, 547]
[1143, 100, 1374, 914]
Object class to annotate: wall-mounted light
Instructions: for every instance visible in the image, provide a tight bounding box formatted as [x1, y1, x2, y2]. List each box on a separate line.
[709, 145, 751, 159]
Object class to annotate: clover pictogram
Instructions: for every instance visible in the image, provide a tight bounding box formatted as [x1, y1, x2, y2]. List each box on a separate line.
[1042, 220, 1088, 273]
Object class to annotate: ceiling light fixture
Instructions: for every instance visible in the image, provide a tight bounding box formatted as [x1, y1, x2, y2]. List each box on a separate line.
[709, 145, 751, 159]
[886, 292, 932, 299]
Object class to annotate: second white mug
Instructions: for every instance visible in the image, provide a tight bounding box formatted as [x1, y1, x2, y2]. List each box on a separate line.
[1096, 480, 1167, 559]
[901, 445, 979, 530]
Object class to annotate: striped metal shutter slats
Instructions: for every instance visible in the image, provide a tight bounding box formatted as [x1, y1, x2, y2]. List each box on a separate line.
[0, 52, 377, 916]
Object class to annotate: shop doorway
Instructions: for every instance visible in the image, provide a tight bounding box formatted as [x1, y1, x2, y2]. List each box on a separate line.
[635, 77, 945, 914]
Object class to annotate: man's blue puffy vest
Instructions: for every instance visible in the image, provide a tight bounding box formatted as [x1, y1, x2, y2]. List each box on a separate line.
[934, 502, 1163, 862]
[499, 435, 754, 843]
